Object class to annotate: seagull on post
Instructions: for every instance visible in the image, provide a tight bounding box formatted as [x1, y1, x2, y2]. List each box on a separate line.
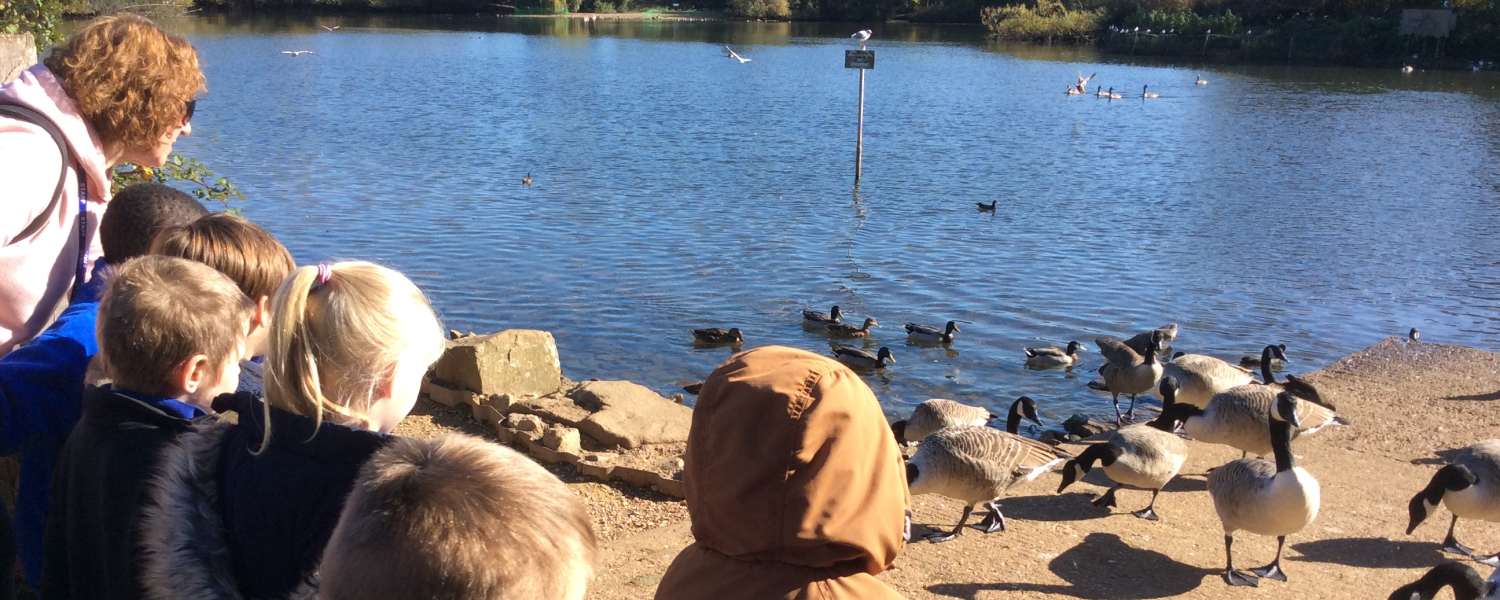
[724, 45, 751, 63]
[852, 29, 871, 50]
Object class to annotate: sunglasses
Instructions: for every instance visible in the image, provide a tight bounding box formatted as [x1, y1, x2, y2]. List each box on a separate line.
[184, 99, 196, 123]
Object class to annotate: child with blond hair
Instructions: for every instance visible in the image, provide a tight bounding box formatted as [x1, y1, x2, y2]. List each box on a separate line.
[40, 256, 254, 600]
[319, 434, 596, 600]
[140, 261, 445, 600]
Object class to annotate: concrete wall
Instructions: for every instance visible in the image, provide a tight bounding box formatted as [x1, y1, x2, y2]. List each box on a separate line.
[1, 34, 37, 84]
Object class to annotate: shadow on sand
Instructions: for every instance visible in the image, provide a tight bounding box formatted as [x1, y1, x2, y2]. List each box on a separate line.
[928, 532, 1211, 599]
[1446, 390, 1500, 402]
[1291, 537, 1449, 569]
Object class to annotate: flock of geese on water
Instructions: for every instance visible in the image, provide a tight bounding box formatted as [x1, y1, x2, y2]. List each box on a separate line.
[1065, 71, 1209, 100]
[692, 317, 1500, 597]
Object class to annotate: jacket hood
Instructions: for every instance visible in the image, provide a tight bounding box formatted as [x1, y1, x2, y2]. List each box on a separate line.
[681, 345, 909, 573]
[0, 64, 113, 203]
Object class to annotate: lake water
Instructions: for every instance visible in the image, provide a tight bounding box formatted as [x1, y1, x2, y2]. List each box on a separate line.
[161, 15, 1500, 425]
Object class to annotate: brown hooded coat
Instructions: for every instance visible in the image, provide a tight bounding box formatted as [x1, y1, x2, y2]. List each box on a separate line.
[654, 346, 909, 600]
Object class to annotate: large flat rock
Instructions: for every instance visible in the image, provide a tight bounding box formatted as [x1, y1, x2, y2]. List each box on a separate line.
[1, 34, 35, 85]
[433, 329, 562, 398]
[571, 380, 692, 449]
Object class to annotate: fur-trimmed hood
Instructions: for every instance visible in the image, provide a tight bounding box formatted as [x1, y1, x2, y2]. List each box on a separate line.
[139, 420, 316, 600]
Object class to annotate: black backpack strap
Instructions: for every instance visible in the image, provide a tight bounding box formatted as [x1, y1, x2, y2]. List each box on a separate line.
[0, 103, 72, 244]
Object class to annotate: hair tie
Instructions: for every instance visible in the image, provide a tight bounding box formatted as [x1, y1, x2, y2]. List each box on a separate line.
[314, 263, 333, 288]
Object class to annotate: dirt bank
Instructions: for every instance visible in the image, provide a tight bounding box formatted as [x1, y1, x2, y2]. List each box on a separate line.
[579, 337, 1500, 599]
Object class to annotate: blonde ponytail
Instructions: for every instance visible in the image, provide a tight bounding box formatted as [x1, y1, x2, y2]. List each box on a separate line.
[260, 262, 444, 449]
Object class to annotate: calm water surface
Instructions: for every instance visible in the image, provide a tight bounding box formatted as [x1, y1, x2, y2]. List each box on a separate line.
[162, 15, 1500, 423]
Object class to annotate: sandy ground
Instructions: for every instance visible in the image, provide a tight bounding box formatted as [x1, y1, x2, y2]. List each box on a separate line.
[583, 338, 1500, 599]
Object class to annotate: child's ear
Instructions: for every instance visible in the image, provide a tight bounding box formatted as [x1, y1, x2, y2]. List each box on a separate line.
[254, 296, 272, 330]
[171, 354, 212, 396]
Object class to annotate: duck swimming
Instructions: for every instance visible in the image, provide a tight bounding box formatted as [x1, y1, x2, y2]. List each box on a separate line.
[691, 328, 743, 345]
[906, 321, 959, 344]
[802, 305, 842, 326]
[832, 346, 895, 369]
[828, 317, 880, 338]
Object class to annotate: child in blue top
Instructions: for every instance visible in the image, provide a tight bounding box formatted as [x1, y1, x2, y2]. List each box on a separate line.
[0, 182, 206, 590]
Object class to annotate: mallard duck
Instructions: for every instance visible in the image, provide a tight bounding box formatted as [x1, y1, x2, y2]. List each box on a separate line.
[1058, 408, 1186, 521]
[907, 425, 1069, 542]
[828, 317, 879, 338]
[1407, 439, 1500, 566]
[802, 305, 842, 326]
[832, 346, 894, 369]
[1391, 562, 1500, 600]
[1142, 85, 1159, 98]
[1025, 340, 1083, 368]
[1239, 344, 1288, 372]
[1209, 391, 1321, 587]
[691, 327, 742, 345]
[1095, 332, 1166, 424]
[522, 172, 532, 186]
[977, 200, 997, 212]
[906, 321, 959, 344]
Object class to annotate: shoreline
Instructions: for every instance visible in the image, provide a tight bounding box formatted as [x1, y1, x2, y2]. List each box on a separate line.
[400, 337, 1500, 599]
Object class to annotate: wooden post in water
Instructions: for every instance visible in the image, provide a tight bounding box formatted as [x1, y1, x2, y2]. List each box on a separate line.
[846, 49, 874, 184]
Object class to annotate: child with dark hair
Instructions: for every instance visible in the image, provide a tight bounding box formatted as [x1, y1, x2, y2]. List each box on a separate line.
[0, 183, 205, 591]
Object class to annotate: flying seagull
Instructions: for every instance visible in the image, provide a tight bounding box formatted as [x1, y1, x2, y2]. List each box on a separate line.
[281, 51, 316, 56]
[724, 45, 751, 63]
[321, 25, 340, 31]
[852, 29, 871, 50]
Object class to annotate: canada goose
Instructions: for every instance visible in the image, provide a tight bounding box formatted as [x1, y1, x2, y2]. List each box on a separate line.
[1122, 323, 1178, 356]
[907, 425, 1068, 542]
[690, 328, 742, 345]
[1057, 409, 1186, 521]
[906, 321, 959, 344]
[891, 396, 1041, 445]
[1095, 332, 1166, 424]
[1066, 86, 1084, 95]
[521, 173, 532, 186]
[1407, 439, 1500, 566]
[827, 317, 880, 338]
[1403, 65, 1415, 73]
[1107, 87, 1122, 99]
[802, 305, 841, 326]
[1025, 340, 1084, 369]
[1163, 350, 1259, 408]
[1411, 327, 1421, 342]
[977, 200, 997, 212]
[1095, 85, 1110, 97]
[1142, 85, 1159, 98]
[1160, 374, 1346, 458]
[832, 346, 894, 369]
[1195, 74, 1208, 85]
[1390, 562, 1500, 600]
[1209, 391, 1321, 587]
[1239, 344, 1288, 371]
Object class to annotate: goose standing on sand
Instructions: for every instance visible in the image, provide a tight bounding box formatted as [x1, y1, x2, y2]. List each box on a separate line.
[907, 425, 1068, 542]
[851, 29, 871, 50]
[1162, 348, 1263, 408]
[1390, 562, 1500, 600]
[906, 321, 959, 344]
[828, 317, 880, 338]
[1025, 341, 1084, 369]
[1407, 439, 1500, 566]
[1142, 85, 1159, 98]
[1240, 344, 1288, 371]
[1057, 408, 1186, 521]
[802, 305, 842, 326]
[1095, 332, 1166, 424]
[691, 328, 743, 345]
[891, 396, 1042, 445]
[1160, 373, 1346, 458]
[1209, 391, 1321, 587]
[832, 346, 894, 369]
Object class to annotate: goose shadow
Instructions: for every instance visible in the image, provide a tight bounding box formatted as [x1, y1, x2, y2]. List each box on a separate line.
[1290, 537, 1448, 569]
[927, 532, 1211, 599]
[995, 493, 1111, 523]
[1410, 448, 1466, 466]
[1446, 390, 1500, 401]
[1162, 475, 1208, 493]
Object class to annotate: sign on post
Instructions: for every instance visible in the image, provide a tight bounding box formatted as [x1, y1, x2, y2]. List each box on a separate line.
[845, 50, 875, 70]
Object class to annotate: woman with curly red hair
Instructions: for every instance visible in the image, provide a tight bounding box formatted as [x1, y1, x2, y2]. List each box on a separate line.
[0, 14, 204, 356]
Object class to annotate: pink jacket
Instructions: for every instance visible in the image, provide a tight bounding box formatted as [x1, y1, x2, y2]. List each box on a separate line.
[0, 64, 110, 355]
